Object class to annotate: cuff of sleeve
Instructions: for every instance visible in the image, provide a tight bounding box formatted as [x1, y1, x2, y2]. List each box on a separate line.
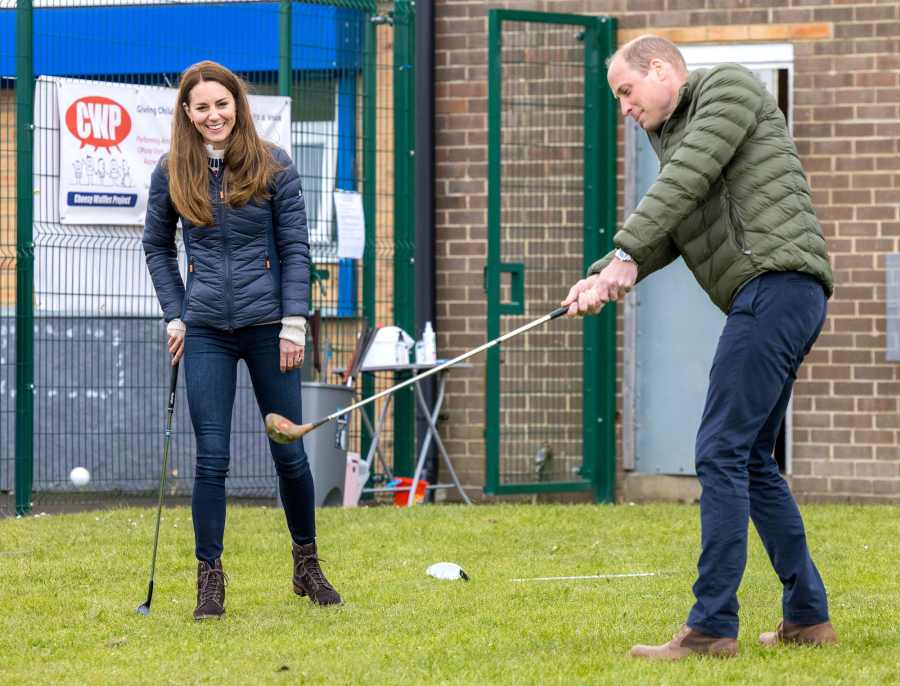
[587, 250, 615, 277]
[279, 316, 307, 347]
[614, 228, 651, 265]
[166, 318, 186, 336]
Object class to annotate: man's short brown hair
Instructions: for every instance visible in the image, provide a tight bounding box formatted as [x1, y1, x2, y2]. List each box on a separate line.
[612, 35, 688, 75]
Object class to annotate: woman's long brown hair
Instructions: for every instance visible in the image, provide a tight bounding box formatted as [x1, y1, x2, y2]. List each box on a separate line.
[167, 60, 282, 226]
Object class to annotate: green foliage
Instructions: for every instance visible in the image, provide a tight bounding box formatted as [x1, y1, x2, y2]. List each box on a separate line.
[1, 504, 898, 685]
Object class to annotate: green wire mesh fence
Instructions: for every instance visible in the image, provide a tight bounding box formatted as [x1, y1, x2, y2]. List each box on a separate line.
[1, 0, 411, 514]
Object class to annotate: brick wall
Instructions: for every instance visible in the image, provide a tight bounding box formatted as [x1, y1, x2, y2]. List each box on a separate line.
[434, 0, 900, 502]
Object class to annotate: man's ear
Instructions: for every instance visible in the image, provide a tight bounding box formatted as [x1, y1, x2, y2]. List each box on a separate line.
[649, 57, 667, 80]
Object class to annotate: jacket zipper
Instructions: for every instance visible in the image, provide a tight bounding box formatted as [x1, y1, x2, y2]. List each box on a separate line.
[656, 117, 674, 161]
[218, 171, 235, 331]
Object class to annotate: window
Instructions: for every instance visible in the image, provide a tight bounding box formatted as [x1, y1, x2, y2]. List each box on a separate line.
[292, 111, 338, 258]
[679, 43, 794, 129]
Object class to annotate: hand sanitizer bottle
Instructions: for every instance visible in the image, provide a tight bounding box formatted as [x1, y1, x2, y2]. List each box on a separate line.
[423, 321, 436, 364]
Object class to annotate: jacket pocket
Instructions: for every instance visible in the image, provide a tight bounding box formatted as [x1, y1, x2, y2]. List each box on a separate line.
[182, 260, 196, 317]
[729, 275, 760, 317]
[264, 254, 282, 307]
[264, 254, 279, 290]
[723, 189, 753, 258]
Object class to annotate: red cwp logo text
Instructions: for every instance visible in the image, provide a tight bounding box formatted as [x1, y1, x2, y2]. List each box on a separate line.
[65, 96, 132, 151]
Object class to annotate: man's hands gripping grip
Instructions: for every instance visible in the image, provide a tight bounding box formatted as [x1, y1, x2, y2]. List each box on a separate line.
[561, 258, 638, 317]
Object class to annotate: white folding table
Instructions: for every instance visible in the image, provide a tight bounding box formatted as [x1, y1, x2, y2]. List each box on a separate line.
[350, 362, 473, 505]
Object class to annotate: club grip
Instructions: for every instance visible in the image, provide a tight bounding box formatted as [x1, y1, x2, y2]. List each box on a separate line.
[167, 362, 179, 413]
[548, 306, 569, 320]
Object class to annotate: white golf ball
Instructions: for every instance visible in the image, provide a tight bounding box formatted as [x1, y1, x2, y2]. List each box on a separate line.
[70, 467, 90, 487]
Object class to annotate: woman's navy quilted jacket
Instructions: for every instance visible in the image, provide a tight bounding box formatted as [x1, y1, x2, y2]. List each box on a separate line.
[142, 146, 310, 330]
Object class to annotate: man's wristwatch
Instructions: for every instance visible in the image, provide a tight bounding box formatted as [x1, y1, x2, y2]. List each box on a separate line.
[614, 248, 634, 263]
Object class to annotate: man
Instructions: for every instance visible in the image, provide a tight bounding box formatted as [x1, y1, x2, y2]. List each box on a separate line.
[562, 35, 837, 660]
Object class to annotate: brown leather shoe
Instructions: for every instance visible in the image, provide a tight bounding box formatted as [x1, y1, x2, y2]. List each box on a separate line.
[292, 541, 342, 606]
[193, 559, 227, 620]
[759, 619, 837, 646]
[630, 624, 738, 660]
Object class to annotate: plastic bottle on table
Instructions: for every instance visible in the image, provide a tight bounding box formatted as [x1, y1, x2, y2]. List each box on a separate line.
[395, 328, 408, 365]
[423, 321, 436, 364]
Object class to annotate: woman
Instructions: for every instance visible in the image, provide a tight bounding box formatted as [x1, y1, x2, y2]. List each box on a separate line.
[143, 60, 341, 620]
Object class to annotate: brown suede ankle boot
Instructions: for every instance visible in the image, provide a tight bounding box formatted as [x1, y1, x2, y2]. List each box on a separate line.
[292, 541, 342, 606]
[193, 559, 227, 620]
[759, 619, 838, 647]
[630, 624, 738, 661]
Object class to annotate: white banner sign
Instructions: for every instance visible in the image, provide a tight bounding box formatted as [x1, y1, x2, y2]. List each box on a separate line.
[55, 78, 291, 225]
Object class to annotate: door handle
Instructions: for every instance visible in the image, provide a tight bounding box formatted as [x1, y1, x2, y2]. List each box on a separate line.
[498, 262, 524, 315]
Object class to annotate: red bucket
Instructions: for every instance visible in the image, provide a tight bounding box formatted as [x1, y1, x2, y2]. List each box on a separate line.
[388, 477, 428, 506]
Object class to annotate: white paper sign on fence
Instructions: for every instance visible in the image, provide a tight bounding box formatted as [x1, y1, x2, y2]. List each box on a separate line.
[333, 189, 365, 259]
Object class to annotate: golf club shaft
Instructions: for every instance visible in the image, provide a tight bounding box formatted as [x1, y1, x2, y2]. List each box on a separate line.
[323, 306, 569, 423]
[144, 361, 179, 603]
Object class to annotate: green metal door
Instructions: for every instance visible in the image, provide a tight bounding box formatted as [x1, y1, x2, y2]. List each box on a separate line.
[485, 10, 617, 501]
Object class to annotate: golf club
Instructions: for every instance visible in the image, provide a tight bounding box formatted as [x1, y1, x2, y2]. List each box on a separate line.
[137, 361, 179, 616]
[265, 305, 569, 444]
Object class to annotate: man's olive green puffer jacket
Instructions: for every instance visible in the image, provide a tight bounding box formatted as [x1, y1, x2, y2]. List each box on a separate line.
[590, 63, 832, 313]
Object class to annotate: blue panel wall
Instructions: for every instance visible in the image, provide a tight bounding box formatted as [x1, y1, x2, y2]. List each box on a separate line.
[1, 3, 363, 77]
[336, 73, 357, 316]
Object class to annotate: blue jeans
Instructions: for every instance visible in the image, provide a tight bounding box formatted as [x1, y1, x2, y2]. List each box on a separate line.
[687, 271, 830, 638]
[184, 323, 315, 562]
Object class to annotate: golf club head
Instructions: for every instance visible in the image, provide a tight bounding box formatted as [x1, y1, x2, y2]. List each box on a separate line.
[137, 580, 154, 616]
[265, 413, 312, 444]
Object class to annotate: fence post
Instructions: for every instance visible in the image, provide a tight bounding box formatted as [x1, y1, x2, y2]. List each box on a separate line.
[278, 0, 291, 98]
[414, 0, 437, 490]
[484, 10, 501, 494]
[15, 0, 35, 516]
[360, 9, 377, 481]
[392, 0, 415, 476]
[589, 17, 618, 503]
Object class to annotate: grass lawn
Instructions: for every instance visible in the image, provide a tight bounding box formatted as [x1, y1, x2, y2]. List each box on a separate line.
[1, 503, 898, 685]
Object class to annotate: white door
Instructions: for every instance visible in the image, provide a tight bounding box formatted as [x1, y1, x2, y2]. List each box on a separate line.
[626, 45, 794, 476]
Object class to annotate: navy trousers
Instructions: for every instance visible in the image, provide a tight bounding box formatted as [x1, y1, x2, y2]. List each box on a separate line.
[686, 271, 830, 638]
[183, 323, 316, 562]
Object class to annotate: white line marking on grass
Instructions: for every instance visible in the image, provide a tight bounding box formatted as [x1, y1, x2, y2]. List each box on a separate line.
[511, 572, 657, 582]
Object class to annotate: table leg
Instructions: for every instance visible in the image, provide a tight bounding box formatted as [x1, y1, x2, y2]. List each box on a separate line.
[409, 373, 472, 505]
[406, 378, 440, 507]
[361, 393, 393, 478]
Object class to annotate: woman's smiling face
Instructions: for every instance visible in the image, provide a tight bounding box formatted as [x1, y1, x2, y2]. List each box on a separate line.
[183, 80, 236, 149]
